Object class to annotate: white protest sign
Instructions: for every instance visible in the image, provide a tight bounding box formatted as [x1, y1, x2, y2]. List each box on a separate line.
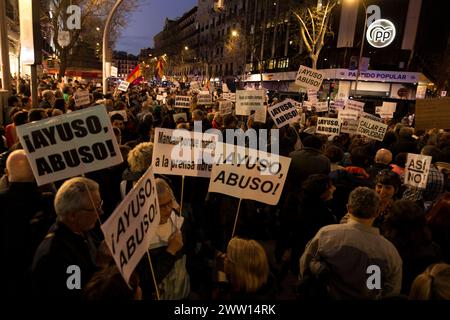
[156, 95, 164, 101]
[173, 113, 188, 123]
[163, 92, 168, 97]
[17, 107, 123, 186]
[361, 111, 383, 123]
[357, 116, 388, 141]
[208, 144, 291, 205]
[236, 89, 265, 115]
[338, 109, 359, 121]
[382, 102, 397, 113]
[345, 100, 365, 113]
[175, 96, 191, 108]
[101, 166, 160, 284]
[219, 100, 233, 115]
[333, 99, 345, 110]
[315, 101, 329, 113]
[253, 104, 267, 123]
[268, 99, 301, 128]
[74, 90, 90, 107]
[316, 117, 341, 136]
[295, 65, 325, 91]
[307, 89, 318, 104]
[404, 153, 432, 189]
[340, 119, 359, 134]
[198, 92, 213, 105]
[118, 81, 130, 92]
[152, 128, 219, 178]
[109, 110, 128, 122]
[303, 100, 313, 111]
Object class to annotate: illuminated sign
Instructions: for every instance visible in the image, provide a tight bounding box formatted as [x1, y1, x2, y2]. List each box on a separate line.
[366, 19, 396, 48]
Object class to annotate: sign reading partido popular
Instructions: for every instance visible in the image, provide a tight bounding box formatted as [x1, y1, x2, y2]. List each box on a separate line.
[101, 166, 160, 284]
[208, 144, 291, 206]
[404, 153, 432, 189]
[268, 99, 300, 128]
[17, 106, 122, 186]
[152, 128, 218, 178]
[295, 65, 325, 91]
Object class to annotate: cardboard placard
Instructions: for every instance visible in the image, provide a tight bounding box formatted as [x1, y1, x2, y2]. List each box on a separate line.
[101, 166, 160, 284]
[118, 81, 130, 92]
[219, 100, 233, 115]
[175, 96, 191, 108]
[268, 99, 301, 128]
[404, 153, 432, 189]
[345, 100, 365, 113]
[357, 116, 388, 141]
[295, 65, 325, 91]
[16, 106, 123, 186]
[236, 89, 265, 115]
[74, 90, 90, 107]
[316, 117, 341, 136]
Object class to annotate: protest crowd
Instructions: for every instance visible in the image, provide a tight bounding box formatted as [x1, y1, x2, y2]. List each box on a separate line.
[1, 72, 450, 301]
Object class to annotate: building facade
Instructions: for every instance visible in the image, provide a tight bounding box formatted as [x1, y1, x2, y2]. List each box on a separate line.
[112, 51, 139, 78]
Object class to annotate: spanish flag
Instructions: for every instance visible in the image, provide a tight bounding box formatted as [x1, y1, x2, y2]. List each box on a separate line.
[155, 57, 164, 81]
[126, 65, 141, 84]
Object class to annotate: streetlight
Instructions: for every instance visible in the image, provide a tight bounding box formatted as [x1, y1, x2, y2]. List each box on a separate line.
[231, 30, 238, 37]
[345, 0, 368, 97]
[184, 46, 189, 50]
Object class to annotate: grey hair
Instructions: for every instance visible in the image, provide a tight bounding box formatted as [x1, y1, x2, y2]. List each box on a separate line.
[54, 177, 99, 220]
[155, 178, 179, 207]
[127, 142, 153, 173]
[348, 187, 380, 219]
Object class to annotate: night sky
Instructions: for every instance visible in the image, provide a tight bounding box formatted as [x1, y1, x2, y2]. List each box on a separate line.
[115, 0, 198, 55]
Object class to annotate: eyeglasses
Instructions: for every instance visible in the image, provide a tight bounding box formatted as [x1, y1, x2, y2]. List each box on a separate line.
[82, 200, 103, 213]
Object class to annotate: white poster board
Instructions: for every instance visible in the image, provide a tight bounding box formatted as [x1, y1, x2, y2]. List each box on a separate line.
[17, 106, 123, 186]
[315, 101, 329, 113]
[295, 65, 325, 91]
[197, 92, 213, 105]
[345, 100, 365, 113]
[219, 100, 233, 115]
[74, 90, 90, 107]
[152, 128, 219, 178]
[316, 117, 341, 136]
[268, 99, 301, 128]
[175, 96, 191, 108]
[118, 81, 130, 92]
[236, 90, 265, 116]
[101, 166, 160, 284]
[404, 153, 432, 189]
[357, 116, 388, 141]
[208, 145, 291, 205]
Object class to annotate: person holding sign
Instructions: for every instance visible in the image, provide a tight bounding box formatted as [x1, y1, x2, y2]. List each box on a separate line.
[137, 178, 190, 300]
[30, 177, 102, 299]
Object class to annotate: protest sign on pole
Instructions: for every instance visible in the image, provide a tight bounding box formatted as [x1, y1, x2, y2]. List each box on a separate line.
[101, 166, 160, 284]
[253, 104, 267, 123]
[74, 90, 90, 107]
[175, 96, 191, 108]
[404, 153, 432, 189]
[268, 99, 300, 128]
[295, 65, 325, 91]
[236, 89, 265, 115]
[197, 92, 213, 105]
[17, 106, 123, 186]
[118, 81, 130, 92]
[345, 100, 365, 113]
[109, 110, 128, 122]
[333, 99, 345, 110]
[208, 144, 291, 205]
[356, 115, 388, 141]
[219, 100, 233, 115]
[315, 101, 329, 113]
[316, 117, 341, 136]
[152, 128, 219, 178]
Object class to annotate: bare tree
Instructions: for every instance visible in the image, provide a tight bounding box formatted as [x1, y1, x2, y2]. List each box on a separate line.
[293, 0, 336, 69]
[40, 0, 137, 79]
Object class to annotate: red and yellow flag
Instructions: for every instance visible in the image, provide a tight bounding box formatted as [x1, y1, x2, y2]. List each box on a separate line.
[126, 65, 141, 83]
[155, 58, 164, 81]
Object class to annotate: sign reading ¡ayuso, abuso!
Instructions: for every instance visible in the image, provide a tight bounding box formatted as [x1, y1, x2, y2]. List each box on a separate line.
[268, 99, 300, 128]
[404, 153, 432, 189]
[316, 117, 341, 136]
[208, 144, 291, 206]
[16, 106, 123, 186]
[356, 116, 388, 141]
[101, 166, 160, 285]
[152, 128, 219, 178]
[295, 65, 325, 91]
[175, 96, 191, 108]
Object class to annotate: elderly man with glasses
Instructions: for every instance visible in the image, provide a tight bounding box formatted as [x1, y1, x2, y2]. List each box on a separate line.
[30, 177, 103, 299]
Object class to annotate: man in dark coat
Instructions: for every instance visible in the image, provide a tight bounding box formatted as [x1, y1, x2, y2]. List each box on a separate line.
[30, 177, 102, 299]
[0, 150, 55, 298]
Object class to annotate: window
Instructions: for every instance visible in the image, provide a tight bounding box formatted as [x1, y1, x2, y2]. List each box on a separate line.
[278, 58, 289, 69]
[268, 59, 276, 69]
